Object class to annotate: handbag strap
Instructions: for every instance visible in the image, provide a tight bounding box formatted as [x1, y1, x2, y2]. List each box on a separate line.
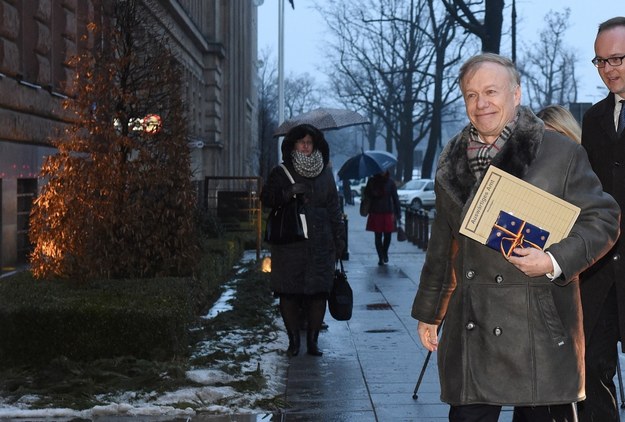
[279, 163, 296, 185]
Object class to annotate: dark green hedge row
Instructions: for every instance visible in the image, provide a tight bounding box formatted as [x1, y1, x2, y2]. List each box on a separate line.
[0, 236, 246, 366]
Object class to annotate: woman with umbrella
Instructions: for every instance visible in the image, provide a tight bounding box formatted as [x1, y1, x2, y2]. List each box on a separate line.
[261, 124, 345, 357]
[363, 170, 401, 266]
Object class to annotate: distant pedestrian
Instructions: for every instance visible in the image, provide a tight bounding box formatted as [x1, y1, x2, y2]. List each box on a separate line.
[260, 123, 345, 357]
[342, 179, 354, 205]
[363, 170, 401, 266]
[536, 104, 581, 143]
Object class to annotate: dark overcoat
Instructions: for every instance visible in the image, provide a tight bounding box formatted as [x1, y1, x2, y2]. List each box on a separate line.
[581, 92, 625, 351]
[260, 136, 345, 295]
[365, 174, 401, 218]
[411, 106, 620, 406]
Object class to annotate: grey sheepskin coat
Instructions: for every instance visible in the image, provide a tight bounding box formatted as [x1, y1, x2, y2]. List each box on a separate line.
[411, 106, 620, 406]
[261, 136, 345, 296]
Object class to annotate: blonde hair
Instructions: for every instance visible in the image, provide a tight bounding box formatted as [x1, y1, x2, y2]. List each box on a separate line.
[459, 53, 521, 93]
[536, 105, 581, 144]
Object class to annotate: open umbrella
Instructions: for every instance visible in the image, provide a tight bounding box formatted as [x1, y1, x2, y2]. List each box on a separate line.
[337, 150, 397, 180]
[273, 107, 369, 137]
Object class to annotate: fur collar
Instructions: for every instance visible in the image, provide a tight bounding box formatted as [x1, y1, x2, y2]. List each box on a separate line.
[436, 106, 544, 208]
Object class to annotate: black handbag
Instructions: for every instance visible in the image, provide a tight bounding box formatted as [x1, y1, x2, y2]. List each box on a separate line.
[264, 165, 308, 245]
[328, 260, 353, 321]
[359, 192, 371, 217]
[397, 221, 407, 242]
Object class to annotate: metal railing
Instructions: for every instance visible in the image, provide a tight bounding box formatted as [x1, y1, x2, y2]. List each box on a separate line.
[203, 176, 263, 260]
[404, 208, 430, 251]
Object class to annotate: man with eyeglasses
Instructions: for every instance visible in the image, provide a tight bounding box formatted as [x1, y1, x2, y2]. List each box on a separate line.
[580, 16, 625, 422]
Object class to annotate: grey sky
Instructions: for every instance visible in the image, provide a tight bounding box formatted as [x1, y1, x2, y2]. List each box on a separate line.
[257, 0, 621, 104]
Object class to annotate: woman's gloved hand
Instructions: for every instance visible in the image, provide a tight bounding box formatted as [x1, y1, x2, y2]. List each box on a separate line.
[283, 183, 308, 201]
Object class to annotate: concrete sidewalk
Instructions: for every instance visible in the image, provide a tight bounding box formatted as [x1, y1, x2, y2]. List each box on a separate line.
[280, 201, 447, 421]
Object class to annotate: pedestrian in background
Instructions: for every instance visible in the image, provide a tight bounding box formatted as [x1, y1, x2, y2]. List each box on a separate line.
[261, 123, 345, 357]
[342, 178, 354, 205]
[412, 52, 619, 422]
[363, 170, 401, 266]
[536, 104, 582, 143]
[579, 16, 625, 422]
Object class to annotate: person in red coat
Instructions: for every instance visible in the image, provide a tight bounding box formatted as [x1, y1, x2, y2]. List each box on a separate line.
[579, 16, 625, 422]
[363, 170, 401, 265]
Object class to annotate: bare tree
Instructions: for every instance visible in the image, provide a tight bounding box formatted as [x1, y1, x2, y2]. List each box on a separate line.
[419, 0, 469, 179]
[517, 9, 578, 110]
[284, 72, 322, 118]
[321, 0, 434, 181]
[320, 0, 466, 181]
[440, 0, 504, 54]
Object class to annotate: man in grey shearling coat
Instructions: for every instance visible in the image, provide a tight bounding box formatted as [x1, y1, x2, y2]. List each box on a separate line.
[411, 53, 620, 422]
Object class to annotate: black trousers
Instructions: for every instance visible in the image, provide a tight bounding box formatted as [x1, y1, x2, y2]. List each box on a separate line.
[449, 403, 578, 422]
[579, 284, 621, 422]
[374, 232, 391, 260]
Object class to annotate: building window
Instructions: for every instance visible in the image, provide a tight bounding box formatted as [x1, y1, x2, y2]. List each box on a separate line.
[17, 178, 37, 264]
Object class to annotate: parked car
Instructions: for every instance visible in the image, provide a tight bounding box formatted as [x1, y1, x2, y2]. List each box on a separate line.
[397, 178, 435, 210]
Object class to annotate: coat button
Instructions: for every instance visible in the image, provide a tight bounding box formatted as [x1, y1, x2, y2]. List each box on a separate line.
[466, 321, 475, 330]
[495, 274, 503, 284]
[466, 270, 475, 279]
[613, 253, 621, 261]
[493, 327, 502, 336]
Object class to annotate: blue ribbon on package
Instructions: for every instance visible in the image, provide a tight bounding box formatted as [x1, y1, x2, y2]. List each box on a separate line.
[486, 211, 550, 258]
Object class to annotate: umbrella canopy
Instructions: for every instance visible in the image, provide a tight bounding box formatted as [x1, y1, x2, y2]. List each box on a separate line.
[273, 108, 369, 137]
[337, 150, 397, 180]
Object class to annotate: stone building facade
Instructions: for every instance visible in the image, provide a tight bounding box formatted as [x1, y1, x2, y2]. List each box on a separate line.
[0, 0, 260, 271]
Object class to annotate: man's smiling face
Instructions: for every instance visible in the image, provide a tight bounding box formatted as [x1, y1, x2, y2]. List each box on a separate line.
[594, 25, 625, 96]
[462, 62, 521, 144]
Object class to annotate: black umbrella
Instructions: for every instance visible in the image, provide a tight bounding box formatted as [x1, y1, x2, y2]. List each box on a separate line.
[337, 150, 397, 180]
[273, 108, 369, 137]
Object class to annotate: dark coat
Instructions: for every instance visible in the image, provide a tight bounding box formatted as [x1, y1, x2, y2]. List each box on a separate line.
[364, 174, 401, 218]
[581, 92, 625, 351]
[260, 137, 345, 295]
[411, 106, 620, 406]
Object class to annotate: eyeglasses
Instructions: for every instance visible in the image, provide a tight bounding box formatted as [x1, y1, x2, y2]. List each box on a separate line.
[591, 54, 625, 68]
[296, 139, 314, 146]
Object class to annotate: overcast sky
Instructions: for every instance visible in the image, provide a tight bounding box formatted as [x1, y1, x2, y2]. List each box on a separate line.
[258, 0, 621, 104]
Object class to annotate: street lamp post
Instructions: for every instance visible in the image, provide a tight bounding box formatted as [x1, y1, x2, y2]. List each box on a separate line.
[277, 0, 285, 163]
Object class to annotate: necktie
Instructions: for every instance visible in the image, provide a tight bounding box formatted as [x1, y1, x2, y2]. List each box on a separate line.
[618, 100, 625, 137]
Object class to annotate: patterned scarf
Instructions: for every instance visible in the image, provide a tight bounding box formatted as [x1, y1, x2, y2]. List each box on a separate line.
[467, 115, 517, 178]
[291, 149, 324, 178]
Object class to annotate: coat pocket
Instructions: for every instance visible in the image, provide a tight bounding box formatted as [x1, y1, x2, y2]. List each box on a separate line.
[536, 288, 568, 347]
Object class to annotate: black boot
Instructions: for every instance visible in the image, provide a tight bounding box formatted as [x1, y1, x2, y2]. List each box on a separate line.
[375, 233, 385, 265]
[287, 331, 300, 357]
[307, 330, 323, 356]
[383, 232, 391, 263]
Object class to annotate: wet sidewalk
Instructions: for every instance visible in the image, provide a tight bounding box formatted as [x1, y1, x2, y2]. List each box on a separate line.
[278, 201, 446, 421]
[275, 201, 625, 422]
[190, 200, 625, 422]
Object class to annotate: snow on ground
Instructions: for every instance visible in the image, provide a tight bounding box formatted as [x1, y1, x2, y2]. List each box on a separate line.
[0, 250, 289, 420]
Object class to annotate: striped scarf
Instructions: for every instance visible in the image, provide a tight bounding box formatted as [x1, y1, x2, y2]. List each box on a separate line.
[466, 117, 517, 178]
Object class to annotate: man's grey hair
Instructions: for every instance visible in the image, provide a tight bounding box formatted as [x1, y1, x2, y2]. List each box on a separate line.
[458, 53, 521, 93]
